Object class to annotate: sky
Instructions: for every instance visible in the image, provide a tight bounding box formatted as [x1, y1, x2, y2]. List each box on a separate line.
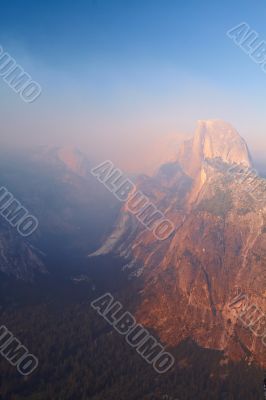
[0, 0, 266, 172]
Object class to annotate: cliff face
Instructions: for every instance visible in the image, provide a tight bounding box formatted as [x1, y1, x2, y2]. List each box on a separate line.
[178, 120, 252, 178]
[93, 120, 266, 366]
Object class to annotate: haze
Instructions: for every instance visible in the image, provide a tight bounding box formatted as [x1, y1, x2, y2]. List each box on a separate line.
[1, 0, 266, 173]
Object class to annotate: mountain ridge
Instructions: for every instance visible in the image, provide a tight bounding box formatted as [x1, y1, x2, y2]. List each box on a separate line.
[91, 120, 266, 367]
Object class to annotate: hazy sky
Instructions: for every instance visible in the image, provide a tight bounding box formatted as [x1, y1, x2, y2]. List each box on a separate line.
[1, 0, 266, 172]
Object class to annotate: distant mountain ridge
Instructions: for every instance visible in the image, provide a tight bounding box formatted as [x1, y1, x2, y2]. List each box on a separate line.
[0, 147, 119, 280]
[1, 123, 265, 367]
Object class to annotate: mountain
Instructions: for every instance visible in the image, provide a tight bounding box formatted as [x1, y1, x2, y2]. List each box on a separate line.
[91, 120, 266, 367]
[0, 147, 119, 280]
[30, 145, 91, 177]
[177, 120, 252, 177]
[0, 225, 46, 280]
[0, 127, 264, 399]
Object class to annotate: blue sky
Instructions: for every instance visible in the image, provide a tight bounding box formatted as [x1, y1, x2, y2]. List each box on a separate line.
[1, 0, 266, 171]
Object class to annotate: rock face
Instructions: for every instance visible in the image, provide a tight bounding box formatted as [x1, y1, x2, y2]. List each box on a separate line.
[0, 225, 46, 280]
[178, 120, 252, 178]
[93, 120, 266, 367]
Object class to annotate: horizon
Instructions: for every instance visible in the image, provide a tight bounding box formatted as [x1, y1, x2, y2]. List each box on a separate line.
[0, 2, 266, 398]
[0, 118, 264, 176]
[1, 1, 266, 172]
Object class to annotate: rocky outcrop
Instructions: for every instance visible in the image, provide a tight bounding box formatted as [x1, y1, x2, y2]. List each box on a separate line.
[178, 120, 252, 178]
[92, 120, 266, 367]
